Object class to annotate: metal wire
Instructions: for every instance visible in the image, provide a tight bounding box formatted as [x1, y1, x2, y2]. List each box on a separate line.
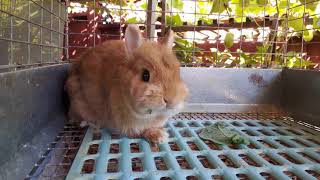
[0, 0, 67, 72]
[25, 124, 87, 180]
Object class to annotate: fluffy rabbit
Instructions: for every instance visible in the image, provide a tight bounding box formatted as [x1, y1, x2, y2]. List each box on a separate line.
[65, 24, 188, 143]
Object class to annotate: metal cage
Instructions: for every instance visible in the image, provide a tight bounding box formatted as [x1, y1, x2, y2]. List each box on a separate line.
[0, 0, 320, 180]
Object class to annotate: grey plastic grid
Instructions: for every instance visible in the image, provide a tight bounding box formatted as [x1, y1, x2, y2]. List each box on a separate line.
[66, 113, 320, 180]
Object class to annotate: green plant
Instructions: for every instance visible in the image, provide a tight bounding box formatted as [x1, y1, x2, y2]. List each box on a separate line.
[166, 0, 319, 68]
[174, 35, 203, 63]
[284, 51, 315, 68]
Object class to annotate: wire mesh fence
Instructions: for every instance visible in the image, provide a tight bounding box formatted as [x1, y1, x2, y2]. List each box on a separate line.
[0, 0, 67, 72]
[66, 0, 320, 69]
[0, 0, 320, 71]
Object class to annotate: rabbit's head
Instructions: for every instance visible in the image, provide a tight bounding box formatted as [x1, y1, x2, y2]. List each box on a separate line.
[120, 24, 189, 118]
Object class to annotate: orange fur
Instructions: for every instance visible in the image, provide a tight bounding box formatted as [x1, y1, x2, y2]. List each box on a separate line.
[65, 25, 188, 143]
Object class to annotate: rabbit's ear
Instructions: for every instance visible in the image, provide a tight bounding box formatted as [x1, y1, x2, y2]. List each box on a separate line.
[161, 30, 174, 49]
[125, 24, 142, 54]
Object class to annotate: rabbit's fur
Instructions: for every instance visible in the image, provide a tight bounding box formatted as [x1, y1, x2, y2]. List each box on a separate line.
[65, 25, 188, 143]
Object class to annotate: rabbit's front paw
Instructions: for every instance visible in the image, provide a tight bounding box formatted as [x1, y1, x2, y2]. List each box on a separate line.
[142, 128, 168, 143]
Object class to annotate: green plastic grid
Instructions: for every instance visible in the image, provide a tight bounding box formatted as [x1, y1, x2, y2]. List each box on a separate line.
[66, 113, 320, 180]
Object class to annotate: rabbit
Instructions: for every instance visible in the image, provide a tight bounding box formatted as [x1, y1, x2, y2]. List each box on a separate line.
[65, 24, 188, 143]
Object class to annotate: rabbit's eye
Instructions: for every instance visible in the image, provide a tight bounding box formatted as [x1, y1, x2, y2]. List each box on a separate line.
[142, 69, 150, 82]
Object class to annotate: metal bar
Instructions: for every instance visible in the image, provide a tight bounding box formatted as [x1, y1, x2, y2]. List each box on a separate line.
[28, 1, 31, 64]
[0, 37, 66, 49]
[146, 0, 157, 39]
[282, 0, 289, 65]
[270, 17, 279, 66]
[66, 47, 295, 55]
[93, 0, 96, 47]
[261, 3, 266, 66]
[167, 21, 274, 32]
[65, 1, 69, 60]
[238, 0, 245, 67]
[161, 0, 166, 37]
[65, 7, 289, 18]
[0, 61, 66, 71]
[214, 0, 221, 67]
[192, 0, 197, 62]
[66, 23, 276, 32]
[40, 0, 44, 64]
[58, 0, 61, 62]
[9, 0, 13, 66]
[300, 1, 306, 68]
[67, 37, 288, 43]
[50, 0, 53, 62]
[119, 0, 123, 40]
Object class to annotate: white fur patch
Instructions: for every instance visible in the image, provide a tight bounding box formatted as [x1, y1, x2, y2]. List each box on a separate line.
[158, 131, 169, 143]
[174, 102, 184, 111]
[161, 102, 184, 116]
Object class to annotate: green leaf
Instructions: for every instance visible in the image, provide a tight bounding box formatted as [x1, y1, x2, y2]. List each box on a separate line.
[303, 30, 313, 42]
[287, 57, 295, 68]
[278, 0, 288, 8]
[198, 2, 213, 14]
[239, 56, 246, 65]
[167, 0, 184, 11]
[140, 2, 147, 10]
[198, 17, 212, 25]
[240, 0, 250, 6]
[235, 17, 245, 23]
[284, 51, 315, 68]
[256, 0, 268, 5]
[166, 14, 183, 26]
[289, 4, 304, 16]
[126, 17, 138, 23]
[314, 16, 320, 29]
[288, 15, 305, 31]
[211, 0, 230, 13]
[224, 32, 234, 48]
[298, 0, 318, 11]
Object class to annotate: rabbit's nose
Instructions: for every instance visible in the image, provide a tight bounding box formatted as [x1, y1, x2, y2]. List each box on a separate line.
[164, 99, 174, 109]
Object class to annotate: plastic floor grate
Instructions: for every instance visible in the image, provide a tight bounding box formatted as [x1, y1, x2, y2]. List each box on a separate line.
[66, 113, 320, 180]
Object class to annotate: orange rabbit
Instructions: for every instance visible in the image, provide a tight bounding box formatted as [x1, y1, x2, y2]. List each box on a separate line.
[65, 24, 188, 143]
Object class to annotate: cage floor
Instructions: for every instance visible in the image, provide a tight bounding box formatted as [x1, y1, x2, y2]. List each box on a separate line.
[25, 124, 87, 180]
[30, 113, 320, 180]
